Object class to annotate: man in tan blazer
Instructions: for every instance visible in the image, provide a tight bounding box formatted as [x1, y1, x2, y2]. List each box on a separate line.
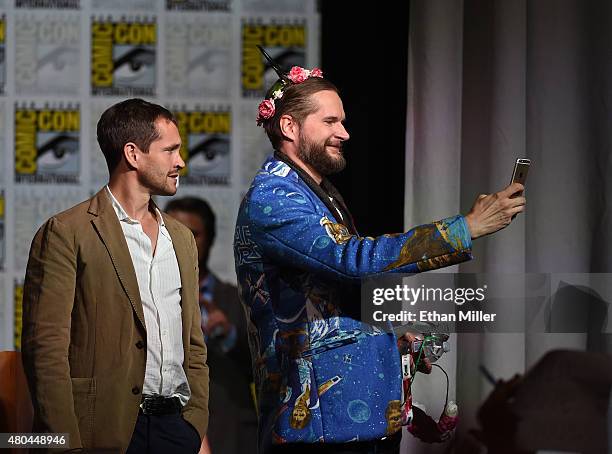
[21, 99, 209, 453]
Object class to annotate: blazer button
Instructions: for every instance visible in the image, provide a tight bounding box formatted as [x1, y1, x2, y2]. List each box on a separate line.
[135, 340, 145, 349]
[131, 386, 140, 395]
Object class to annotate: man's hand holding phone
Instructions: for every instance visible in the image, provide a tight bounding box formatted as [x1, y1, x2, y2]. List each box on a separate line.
[465, 158, 530, 239]
[465, 182, 526, 239]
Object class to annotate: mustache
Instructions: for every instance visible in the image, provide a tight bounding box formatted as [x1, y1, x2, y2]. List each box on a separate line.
[326, 140, 343, 150]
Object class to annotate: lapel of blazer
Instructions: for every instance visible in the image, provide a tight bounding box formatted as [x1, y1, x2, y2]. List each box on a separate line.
[162, 213, 195, 353]
[88, 188, 146, 330]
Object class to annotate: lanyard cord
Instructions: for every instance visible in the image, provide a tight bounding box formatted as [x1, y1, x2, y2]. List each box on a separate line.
[402, 336, 450, 411]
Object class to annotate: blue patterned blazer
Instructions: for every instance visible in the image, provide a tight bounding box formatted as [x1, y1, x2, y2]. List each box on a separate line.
[234, 153, 472, 452]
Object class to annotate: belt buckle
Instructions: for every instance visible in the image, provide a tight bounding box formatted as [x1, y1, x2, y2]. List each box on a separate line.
[140, 394, 160, 415]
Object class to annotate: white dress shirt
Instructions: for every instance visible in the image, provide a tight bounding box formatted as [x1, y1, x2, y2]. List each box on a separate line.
[106, 186, 190, 405]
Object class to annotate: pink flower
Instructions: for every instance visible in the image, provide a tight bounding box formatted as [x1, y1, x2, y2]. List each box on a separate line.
[256, 66, 326, 126]
[257, 99, 275, 125]
[310, 67, 323, 78]
[288, 66, 309, 83]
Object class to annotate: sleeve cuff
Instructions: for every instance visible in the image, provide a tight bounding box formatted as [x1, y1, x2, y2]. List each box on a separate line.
[438, 215, 473, 252]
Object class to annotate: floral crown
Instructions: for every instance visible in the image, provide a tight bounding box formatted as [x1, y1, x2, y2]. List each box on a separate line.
[256, 46, 323, 127]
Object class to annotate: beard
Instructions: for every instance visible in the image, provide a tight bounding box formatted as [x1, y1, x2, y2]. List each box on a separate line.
[139, 166, 178, 197]
[296, 132, 346, 176]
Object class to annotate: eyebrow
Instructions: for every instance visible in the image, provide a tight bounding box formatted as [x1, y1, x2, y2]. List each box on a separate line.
[163, 143, 181, 151]
[323, 115, 345, 122]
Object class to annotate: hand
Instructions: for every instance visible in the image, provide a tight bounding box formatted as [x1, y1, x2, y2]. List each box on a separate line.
[465, 182, 526, 239]
[397, 332, 432, 375]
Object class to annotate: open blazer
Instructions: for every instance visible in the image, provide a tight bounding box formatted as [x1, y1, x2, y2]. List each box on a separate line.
[234, 154, 473, 451]
[21, 188, 209, 453]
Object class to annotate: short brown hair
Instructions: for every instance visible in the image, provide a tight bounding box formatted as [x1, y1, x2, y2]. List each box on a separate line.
[263, 77, 339, 149]
[97, 98, 177, 174]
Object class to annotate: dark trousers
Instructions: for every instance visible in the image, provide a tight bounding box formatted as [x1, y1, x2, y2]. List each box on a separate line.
[268, 433, 401, 454]
[126, 412, 201, 454]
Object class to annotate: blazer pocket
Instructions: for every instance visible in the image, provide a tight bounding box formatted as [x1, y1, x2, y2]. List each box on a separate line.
[71, 377, 96, 447]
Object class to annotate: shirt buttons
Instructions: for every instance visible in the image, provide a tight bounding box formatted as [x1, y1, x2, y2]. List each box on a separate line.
[131, 386, 140, 395]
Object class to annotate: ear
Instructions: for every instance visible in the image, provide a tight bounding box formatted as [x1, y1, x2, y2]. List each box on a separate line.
[279, 114, 298, 142]
[123, 142, 139, 169]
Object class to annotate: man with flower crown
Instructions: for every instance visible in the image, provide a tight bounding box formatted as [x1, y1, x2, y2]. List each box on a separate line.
[234, 48, 526, 453]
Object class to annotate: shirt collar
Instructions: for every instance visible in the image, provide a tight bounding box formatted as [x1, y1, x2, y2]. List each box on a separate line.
[105, 185, 166, 228]
[272, 151, 358, 235]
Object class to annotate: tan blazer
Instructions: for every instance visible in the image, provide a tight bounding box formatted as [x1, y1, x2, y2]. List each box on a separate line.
[21, 189, 209, 453]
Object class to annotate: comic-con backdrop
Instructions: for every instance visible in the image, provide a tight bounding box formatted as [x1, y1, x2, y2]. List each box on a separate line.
[1, 0, 320, 350]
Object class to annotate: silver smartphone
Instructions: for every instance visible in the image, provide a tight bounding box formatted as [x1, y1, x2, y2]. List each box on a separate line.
[511, 158, 530, 186]
[510, 158, 530, 200]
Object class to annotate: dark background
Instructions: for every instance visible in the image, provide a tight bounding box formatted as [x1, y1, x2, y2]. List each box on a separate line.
[321, 2, 409, 237]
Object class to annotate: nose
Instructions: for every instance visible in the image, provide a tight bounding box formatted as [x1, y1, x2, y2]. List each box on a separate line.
[337, 122, 350, 141]
[176, 152, 185, 170]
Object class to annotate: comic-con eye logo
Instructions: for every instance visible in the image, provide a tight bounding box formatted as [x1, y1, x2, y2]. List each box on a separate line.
[15, 16, 80, 95]
[91, 18, 156, 96]
[165, 17, 231, 98]
[241, 20, 306, 98]
[15, 104, 80, 184]
[175, 109, 231, 185]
